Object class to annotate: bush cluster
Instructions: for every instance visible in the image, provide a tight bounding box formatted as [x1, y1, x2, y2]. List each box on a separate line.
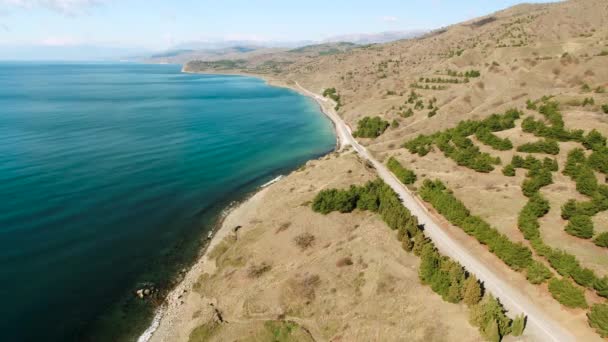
[419, 77, 466, 84]
[517, 193, 550, 240]
[565, 215, 594, 239]
[410, 82, 448, 91]
[322, 88, 342, 110]
[521, 100, 584, 142]
[475, 127, 513, 151]
[420, 179, 533, 270]
[510, 155, 556, 197]
[548, 278, 588, 309]
[469, 295, 513, 340]
[312, 179, 520, 341]
[353, 116, 390, 138]
[446, 69, 481, 78]
[404, 109, 520, 172]
[588, 304, 608, 337]
[525, 261, 553, 284]
[516, 139, 560, 155]
[387, 157, 417, 185]
[561, 147, 608, 241]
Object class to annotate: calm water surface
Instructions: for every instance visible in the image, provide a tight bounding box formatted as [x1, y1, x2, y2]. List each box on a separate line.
[0, 63, 335, 341]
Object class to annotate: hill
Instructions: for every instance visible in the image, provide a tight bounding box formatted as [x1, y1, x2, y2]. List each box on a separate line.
[175, 0, 608, 340]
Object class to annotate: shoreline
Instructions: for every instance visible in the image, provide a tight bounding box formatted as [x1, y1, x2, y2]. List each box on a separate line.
[138, 186, 270, 342]
[181, 67, 347, 151]
[139, 69, 340, 342]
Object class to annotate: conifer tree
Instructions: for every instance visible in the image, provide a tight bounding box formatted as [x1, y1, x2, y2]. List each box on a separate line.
[484, 319, 500, 342]
[402, 238, 413, 252]
[588, 304, 608, 337]
[463, 276, 482, 305]
[511, 314, 526, 336]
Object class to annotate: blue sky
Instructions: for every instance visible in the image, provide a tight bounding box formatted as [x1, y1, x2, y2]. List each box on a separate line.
[0, 0, 555, 51]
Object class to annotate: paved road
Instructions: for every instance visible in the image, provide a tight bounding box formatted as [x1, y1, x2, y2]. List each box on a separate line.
[296, 82, 575, 342]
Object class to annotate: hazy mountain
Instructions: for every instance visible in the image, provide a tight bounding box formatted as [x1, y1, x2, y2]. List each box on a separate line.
[323, 30, 427, 44]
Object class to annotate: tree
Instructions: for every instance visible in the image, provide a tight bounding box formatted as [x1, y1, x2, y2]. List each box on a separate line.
[561, 199, 578, 220]
[353, 116, 390, 138]
[548, 278, 588, 309]
[588, 304, 608, 337]
[526, 261, 552, 284]
[484, 319, 500, 342]
[565, 215, 594, 239]
[502, 164, 515, 177]
[387, 157, 417, 185]
[511, 314, 526, 336]
[463, 276, 483, 305]
[594, 277, 608, 298]
[469, 295, 512, 337]
[594, 232, 608, 248]
[402, 238, 414, 252]
[572, 267, 596, 288]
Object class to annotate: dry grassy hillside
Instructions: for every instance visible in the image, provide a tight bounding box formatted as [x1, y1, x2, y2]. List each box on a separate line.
[182, 0, 608, 339]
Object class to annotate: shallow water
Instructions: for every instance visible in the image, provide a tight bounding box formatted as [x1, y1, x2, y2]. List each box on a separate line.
[0, 62, 335, 341]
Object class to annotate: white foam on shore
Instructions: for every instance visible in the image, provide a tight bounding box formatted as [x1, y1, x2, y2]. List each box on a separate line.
[261, 175, 283, 188]
[137, 306, 165, 342]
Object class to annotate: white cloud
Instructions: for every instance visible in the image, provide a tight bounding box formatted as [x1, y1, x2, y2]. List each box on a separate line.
[0, 0, 106, 15]
[381, 16, 398, 23]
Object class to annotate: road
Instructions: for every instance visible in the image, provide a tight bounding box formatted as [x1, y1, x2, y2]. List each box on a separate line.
[296, 82, 575, 342]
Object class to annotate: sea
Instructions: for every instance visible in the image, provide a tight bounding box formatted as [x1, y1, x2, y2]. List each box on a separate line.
[0, 62, 335, 341]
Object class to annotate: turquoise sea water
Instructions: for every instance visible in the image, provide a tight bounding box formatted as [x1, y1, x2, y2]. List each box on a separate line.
[0, 63, 335, 341]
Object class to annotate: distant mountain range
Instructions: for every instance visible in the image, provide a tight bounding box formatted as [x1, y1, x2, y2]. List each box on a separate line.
[142, 30, 427, 64]
[0, 30, 426, 62]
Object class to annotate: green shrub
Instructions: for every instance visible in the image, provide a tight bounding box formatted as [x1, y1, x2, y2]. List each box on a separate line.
[387, 157, 417, 184]
[565, 215, 594, 239]
[502, 164, 515, 176]
[391, 119, 399, 128]
[476, 127, 513, 150]
[594, 232, 608, 248]
[420, 179, 533, 270]
[464, 70, 481, 78]
[548, 278, 588, 309]
[516, 139, 560, 155]
[403, 109, 520, 173]
[594, 277, 608, 298]
[518, 194, 550, 240]
[526, 261, 553, 284]
[572, 267, 597, 288]
[575, 167, 598, 197]
[602, 105, 608, 114]
[322, 88, 342, 109]
[547, 250, 579, 277]
[511, 314, 526, 337]
[588, 304, 608, 337]
[468, 295, 513, 338]
[311, 188, 358, 214]
[582, 97, 595, 106]
[462, 276, 482, 305]
[353, 116, 390, 138]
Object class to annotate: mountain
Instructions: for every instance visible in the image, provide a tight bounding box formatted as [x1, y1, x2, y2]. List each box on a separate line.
[323, 30, 427, 44]
[144, 30, 426, 64]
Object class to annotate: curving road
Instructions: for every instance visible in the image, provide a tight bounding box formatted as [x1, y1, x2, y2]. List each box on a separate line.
[296, 82, 575, 342]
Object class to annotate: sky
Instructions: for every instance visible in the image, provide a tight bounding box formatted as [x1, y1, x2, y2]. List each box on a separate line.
[0, 0, 556, 58]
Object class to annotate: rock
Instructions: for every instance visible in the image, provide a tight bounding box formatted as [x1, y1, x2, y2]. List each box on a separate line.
[136, 289, 144, 298]
[143, 288, 151, 296]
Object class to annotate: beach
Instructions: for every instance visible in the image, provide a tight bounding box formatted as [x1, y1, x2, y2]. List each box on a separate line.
[140, 73, 342, 342]
[142, 186, 272, 342]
